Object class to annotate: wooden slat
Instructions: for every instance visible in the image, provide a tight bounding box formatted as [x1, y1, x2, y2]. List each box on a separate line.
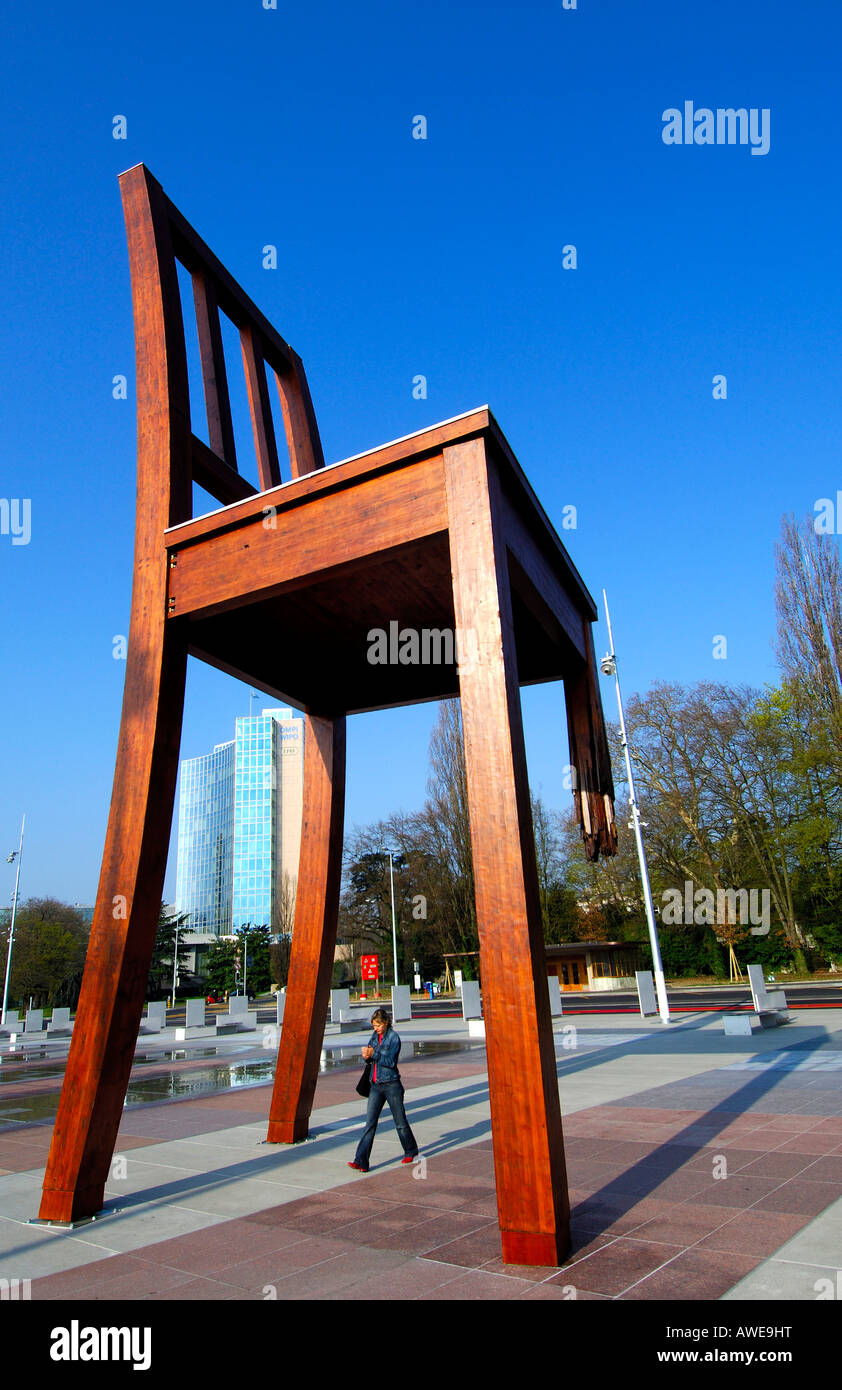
[167, 455, 447, 619]
[267, 714, 346, 1142]
[241, 324, 282, 490]
[272, 346, 325, 478]
[192, 272, 238, 467]
[164, 188, 294, 379]
[191, 435, 257, 505]
[444, 435, 571, 1266]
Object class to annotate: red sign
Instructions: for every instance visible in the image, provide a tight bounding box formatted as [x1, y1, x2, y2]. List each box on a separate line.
[361, 954, 379, 980]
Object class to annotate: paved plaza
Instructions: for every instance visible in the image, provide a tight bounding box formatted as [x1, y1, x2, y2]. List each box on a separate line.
[1, 1004, 841, 1301]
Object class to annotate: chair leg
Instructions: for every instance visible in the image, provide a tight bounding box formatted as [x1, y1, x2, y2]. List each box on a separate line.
[38, 630, 187, 1224]
[444, 437, 571, 1267]
[266, 714, 346, 1143]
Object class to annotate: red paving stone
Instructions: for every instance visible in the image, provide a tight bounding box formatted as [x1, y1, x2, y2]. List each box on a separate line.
[753, 1179, 842, 1216]
[695, 1210, 807, 1257]
[19, 1075, 842, 1302]
[618, 1248, 762, 1301]
[552, 1237, 686, 1295]
[777, 1133, 842, 1154]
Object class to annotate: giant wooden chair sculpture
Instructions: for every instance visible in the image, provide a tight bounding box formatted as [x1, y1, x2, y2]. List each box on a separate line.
[38, 165, 617, 1265]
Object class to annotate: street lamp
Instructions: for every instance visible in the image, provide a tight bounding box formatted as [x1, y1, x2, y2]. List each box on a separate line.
[170, 912, 180, 1010]
[385, 850, 399, 987]
[600, 594, 670, 1026]
[2, 815, 25, 1027]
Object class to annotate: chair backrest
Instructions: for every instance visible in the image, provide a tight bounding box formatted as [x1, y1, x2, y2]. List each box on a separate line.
[119, 164, 324, 529]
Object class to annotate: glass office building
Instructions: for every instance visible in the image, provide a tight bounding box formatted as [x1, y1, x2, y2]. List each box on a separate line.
[175, 708, 304, 938]
[175, 740, 235, 936]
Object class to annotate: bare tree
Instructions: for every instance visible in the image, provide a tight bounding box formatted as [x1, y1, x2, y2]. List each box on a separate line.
[775, 514, 842, 766]
[274, 870, 297, 937]
[416, 700, 477, 957]
[619, 681, 817, 944]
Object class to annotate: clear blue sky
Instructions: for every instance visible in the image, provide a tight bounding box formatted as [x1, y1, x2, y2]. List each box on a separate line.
[2, 0, 840, 905]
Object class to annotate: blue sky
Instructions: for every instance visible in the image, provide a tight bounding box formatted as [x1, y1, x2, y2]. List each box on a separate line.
[2, 0, 841, 905]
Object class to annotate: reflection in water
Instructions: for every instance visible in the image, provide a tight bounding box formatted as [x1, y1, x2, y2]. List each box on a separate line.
[0, 1039, 481, 1127]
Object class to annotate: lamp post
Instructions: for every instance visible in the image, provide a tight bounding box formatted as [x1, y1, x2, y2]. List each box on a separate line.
[386, 851, 399, 987]
[170, 912, 180, 1010]
[599, 594, 670, 1026]
[2, 815, 25, 1027]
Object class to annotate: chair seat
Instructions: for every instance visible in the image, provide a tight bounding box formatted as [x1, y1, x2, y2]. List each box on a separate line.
[165, 407, 594, 714]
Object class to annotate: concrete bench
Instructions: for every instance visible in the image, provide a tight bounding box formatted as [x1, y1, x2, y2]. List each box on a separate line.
[748, 964, 790, 1027]
[722, 965, 790, 1034]
[217, 994, 258, 1033]
[138, 1000, 167, 1034]
[173, 997, 218, 1040]
[460, 980, 482, 1020]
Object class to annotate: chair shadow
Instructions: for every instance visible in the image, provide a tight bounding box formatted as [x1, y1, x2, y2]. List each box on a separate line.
[567, 1031, 833, 1245]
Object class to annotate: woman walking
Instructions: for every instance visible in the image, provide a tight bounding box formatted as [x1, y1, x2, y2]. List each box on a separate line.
[348, 1009, 419, 1172]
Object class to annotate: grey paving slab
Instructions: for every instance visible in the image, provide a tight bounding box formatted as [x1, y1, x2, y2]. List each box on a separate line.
[758, 1216, 842, 1268]
[722, 1259, 840, 1301]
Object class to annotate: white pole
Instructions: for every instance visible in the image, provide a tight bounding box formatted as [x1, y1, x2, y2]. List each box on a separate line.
[170, 914, 180, 1010]
[602, 594, 670, 1025]
[388, 851, 399, 987]
[1, 815, 24, 1027]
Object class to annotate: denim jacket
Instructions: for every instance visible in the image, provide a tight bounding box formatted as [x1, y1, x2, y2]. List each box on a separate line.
[368, 1028, 402, 1084]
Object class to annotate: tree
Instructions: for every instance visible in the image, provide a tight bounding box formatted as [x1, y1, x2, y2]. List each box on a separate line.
[3, 899, 89, 1008]
[205, 938, 240, 996]
[338, 821, 430, 983]
[775, 514, 842, 772]
[238, 923, 272, 994]
[147, 903, 191, 999]
[414, 700, 477, 959]
[531, 794, 583, 942]
[274, 871, 297, 937]
[557, 796, 646, 941]
[269, 934, 293, 989]
[613, 682, 806, 942]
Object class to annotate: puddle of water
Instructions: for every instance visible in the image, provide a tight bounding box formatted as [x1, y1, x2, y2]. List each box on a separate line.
[0, 1046, 246, 1086]
[0, 1038, 483, 1126]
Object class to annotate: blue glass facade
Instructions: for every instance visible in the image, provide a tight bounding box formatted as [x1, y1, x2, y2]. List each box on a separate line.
[232, 714, 275, 929]
[175, 709, 303, 936]
[175, 740, 235, 935]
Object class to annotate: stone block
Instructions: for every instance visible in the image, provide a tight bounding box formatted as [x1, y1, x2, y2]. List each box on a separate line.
[460, 980, 482, 1019]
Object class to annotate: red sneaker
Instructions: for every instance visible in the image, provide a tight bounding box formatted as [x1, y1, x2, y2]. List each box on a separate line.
[401, 1155, 418, 1165]
[347, 1161, 368, 1172]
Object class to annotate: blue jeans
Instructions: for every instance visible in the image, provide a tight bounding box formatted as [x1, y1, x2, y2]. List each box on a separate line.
[354, 1080, 418, 1168]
